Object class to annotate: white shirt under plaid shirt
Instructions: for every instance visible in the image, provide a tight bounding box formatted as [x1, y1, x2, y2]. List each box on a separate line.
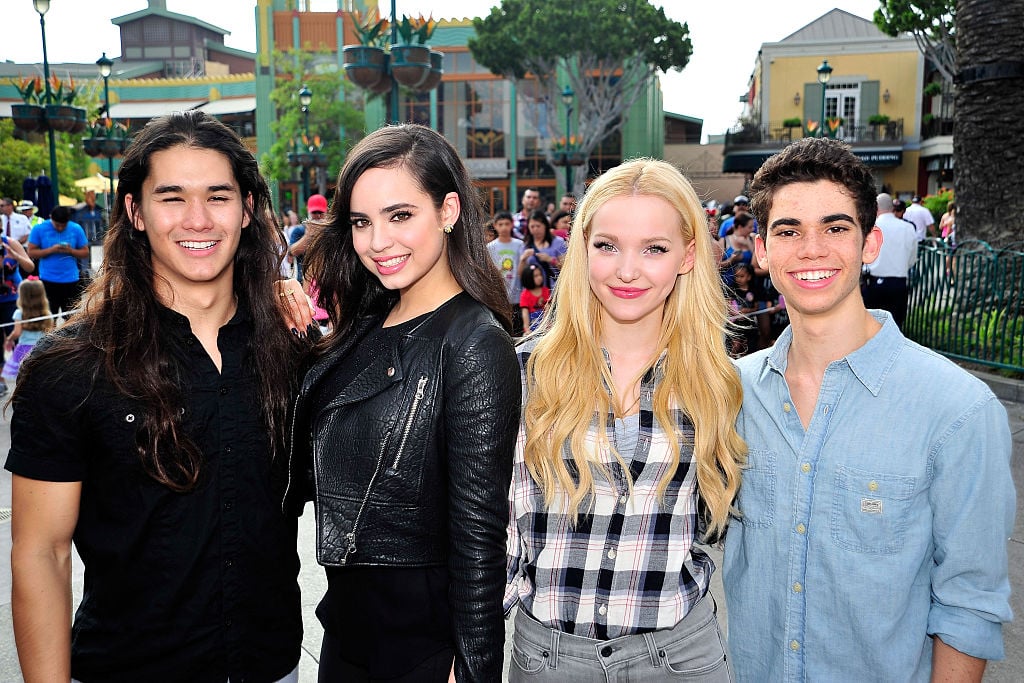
[504, 341, 713, 639]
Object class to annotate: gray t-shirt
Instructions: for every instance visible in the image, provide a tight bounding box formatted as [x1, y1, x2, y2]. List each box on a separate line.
[487, 238, 524, 304]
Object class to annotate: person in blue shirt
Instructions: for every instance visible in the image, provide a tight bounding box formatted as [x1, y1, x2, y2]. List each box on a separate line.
[26, 205, 89, 318]
[723, 137, 1014, 682]
[717, 194, 758, 238]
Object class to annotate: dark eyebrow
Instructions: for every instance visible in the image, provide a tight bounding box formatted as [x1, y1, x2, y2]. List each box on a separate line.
[769, 213, 857, 231]
[151, 183, 237, 194]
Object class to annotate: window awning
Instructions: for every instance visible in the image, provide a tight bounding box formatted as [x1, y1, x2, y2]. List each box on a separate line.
[108, 100, 205, 119]
[197, 97, 257, 116]
[723, 147, 904, 173]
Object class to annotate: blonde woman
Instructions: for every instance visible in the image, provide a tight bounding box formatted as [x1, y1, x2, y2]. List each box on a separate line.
[505, 158, 745, 681]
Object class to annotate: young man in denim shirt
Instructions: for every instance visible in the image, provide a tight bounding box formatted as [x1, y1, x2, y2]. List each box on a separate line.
[723, 137, 1014, 682]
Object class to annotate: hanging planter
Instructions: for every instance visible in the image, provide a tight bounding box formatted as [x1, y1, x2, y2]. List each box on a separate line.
[45, 104, 86, 133]
[390, 44, 431, 88]
[417, 50, 444, 91]
[12, 104, 44, 133]
[342, 45, 387, 90]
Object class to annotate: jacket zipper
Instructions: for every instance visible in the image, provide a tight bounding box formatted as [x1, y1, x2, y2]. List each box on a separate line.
[388, 375, 428, 474]
[341, 431, 391, 565]
[281, 391, 303, 514]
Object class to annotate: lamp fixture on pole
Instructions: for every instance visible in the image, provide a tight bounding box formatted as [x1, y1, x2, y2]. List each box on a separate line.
[96, 52, 115, 223]
[299, 84, 312, 204]
[34, 0, 59, 209]
[561, 84, 575, 193]
[816, 59, 832, 138]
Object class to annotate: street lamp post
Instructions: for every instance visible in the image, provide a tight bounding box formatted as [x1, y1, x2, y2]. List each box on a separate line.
[34, 0, 59, 209]
[561, 85, 575, 193]
[299, 84, 312, 204]
[96, 52, 114, 224]
[817, 59, 833, 138]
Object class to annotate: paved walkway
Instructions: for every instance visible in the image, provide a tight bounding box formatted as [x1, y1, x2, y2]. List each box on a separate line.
[1, 367, 1022, 681]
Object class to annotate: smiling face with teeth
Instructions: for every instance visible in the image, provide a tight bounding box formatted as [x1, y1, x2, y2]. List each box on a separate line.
[127, 145, 251, 305]
[755, 179, 881, 324]
[349, 165, 462, 317]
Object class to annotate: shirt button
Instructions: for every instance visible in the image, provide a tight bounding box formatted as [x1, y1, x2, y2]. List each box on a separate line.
[800, 463, 811, 473]
[601, 645, 613, 657]
[224, 501, 233, 511]
[793, 582, 802, 593]
[386, 366, 395, 377]
[783, 402, 792, 413]
[219, 387, 229, 396]
[619, 494, 628, 504]
[790, 640, 800, 651]
[868, 480, 879, 491]
[796, 523, 806, 534]
[225, 445, 233, 453]
[598, 604, 607, 616]
[823, 405, 830, 415]
[607, 548, 616, 559]
[225, 559, 233, 567]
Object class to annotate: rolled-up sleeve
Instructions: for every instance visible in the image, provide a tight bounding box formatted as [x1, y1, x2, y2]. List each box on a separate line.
[927, 393, 1015, 661]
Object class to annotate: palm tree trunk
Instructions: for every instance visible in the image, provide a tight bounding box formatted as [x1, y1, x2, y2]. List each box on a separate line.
[953, 0, 1024, 245]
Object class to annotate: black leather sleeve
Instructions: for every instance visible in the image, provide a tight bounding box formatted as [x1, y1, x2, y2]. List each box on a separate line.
[443, 320, 521, 682]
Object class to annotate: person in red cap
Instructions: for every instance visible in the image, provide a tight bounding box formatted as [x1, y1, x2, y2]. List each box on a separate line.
[288, 194, 328, 282]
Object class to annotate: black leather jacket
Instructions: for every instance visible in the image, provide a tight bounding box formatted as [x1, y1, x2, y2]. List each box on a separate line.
[284, 292, 520, 682]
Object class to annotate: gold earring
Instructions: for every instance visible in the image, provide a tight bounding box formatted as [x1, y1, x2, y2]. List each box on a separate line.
[441, 224, 454, 234]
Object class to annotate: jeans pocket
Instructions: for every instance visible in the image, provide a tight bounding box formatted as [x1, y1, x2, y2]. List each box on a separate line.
[510, 636, 548, 676]
[658, 613, 729, 678]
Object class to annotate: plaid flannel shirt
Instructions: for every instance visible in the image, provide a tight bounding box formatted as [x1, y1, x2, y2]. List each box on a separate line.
[504, 342, 712, 639]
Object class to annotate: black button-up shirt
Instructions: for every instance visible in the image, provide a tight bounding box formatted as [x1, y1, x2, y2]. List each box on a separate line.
[6, 307, 301, 682]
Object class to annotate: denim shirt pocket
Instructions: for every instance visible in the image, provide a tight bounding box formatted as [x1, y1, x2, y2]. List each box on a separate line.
[831, 465, 916, 554]
[737, 448, 776, 528]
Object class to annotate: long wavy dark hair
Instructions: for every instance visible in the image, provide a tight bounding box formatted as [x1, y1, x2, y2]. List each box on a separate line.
[15, 111, 303, 491]
[304, 124, 511, 340]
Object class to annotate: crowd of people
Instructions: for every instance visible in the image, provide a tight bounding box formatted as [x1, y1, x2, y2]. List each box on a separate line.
[4, 111, 1013, 683]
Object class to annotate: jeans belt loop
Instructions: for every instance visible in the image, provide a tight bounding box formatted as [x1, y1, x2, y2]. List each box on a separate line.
[643, 631, 662, 667]
[548, 627, 560, 668]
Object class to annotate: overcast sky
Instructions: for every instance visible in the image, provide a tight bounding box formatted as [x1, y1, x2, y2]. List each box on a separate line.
[6, 0, 883, 140]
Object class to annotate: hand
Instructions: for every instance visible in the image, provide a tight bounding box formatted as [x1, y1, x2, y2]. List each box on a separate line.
[521, 248, 535, 260]
[4, 339, 14, 352]
[275, 279, 315, 333]
[537, 252, 550, 263]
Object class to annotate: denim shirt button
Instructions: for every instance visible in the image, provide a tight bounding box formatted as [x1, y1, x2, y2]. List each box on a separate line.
[801, 462, 811, 473]
[796, 523, 806, 534]
[790, 640, 800, 651]
[783, 402, 792, 413]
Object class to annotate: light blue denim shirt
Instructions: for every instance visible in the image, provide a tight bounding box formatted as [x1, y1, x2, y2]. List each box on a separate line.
[724, 311, 1015, 682]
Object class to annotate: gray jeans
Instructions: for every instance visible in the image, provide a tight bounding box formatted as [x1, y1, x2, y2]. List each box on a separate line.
[509, 595, 733, 682]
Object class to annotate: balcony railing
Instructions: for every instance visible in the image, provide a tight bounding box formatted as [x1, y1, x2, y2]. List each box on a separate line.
[724, 119, 905, 149]
[922, 116, 954, 139]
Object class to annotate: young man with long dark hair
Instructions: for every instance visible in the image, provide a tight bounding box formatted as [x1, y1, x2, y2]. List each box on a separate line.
[7, 111, 306, 683]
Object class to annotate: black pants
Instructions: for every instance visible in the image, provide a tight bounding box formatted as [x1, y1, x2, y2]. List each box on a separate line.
[42, 279, 83, 316]
[862, 277, 908, 329]
[318, 630, 453, 682]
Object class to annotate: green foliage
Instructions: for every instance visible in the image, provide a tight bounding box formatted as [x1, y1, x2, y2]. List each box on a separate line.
[350, 8, 389, 47]
[922, 81, 943, 96]
[397, 15, 437, 45]
[868, 113, 890, 125]
[782, 117, 802, 128]
[468, 0, 691, 193]
[262, 49, 366, 193]
[0, 119, 92, 202]
[469, 0, 691, 80]
[873, 0, 956, 81]
[922, 187, 954, 224]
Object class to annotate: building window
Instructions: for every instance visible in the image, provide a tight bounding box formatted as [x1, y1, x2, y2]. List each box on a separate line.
[144, 19, 170, 42]
[123, 23, 142, 43]
[173, 22, 189, 42]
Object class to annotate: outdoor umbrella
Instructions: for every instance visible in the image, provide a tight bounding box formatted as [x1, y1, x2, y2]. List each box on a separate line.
[35, 174, 53, 220]
[21, 176, 36, 211]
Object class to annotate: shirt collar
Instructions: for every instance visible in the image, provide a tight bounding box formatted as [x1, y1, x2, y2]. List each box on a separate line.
[759, 310, 900, 397]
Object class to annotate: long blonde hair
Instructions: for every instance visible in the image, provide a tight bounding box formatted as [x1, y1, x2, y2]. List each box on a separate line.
[523, 158, 745, 538]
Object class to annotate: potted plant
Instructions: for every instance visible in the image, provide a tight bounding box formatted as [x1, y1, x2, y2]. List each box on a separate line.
[868, 113, 891, 140]
[11, 76, 44, 132]
[804, 119, 820, 137]
[342, 9, 389, 90]
[782, 117, 802, 129]
[923, 82, 943, 97]
[44, 74, 88, 133]
[825, 116, 843, 138]
[391, 15, 435, 89]
[550, 136, 584, 166]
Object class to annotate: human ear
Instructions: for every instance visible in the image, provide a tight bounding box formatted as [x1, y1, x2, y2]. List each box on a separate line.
[125, 194, 144, 232]
[678, 239, 696, 275]
[754, 234, 768, 269]
[440, 192, 461, 229]
[861, 226, 882, 265]
[241, 193, 253, 229]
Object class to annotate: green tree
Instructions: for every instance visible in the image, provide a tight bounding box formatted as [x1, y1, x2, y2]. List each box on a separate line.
[262, 48, 365, 199]
[0, 119, 92, 204]
[468, 0, 691, 195]
[874, 1, 956, 81]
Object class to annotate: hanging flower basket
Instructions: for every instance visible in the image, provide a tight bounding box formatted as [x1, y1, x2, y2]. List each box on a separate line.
[390, 44, 431, 89]
[45, 104, 86, 133]
[69, 107, 87, 134]
[82, 135, 103, 156]
[11, 104, 43, 133]
[342, 45, 387, 90]
[550, 151, 568, 166]
[417, 50, 444, 91]
[566, 151, 586, 166]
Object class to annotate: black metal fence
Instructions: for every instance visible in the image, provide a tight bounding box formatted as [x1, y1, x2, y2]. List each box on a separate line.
[724, 119, 905, 148]
[907, 239, 1024, 372]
